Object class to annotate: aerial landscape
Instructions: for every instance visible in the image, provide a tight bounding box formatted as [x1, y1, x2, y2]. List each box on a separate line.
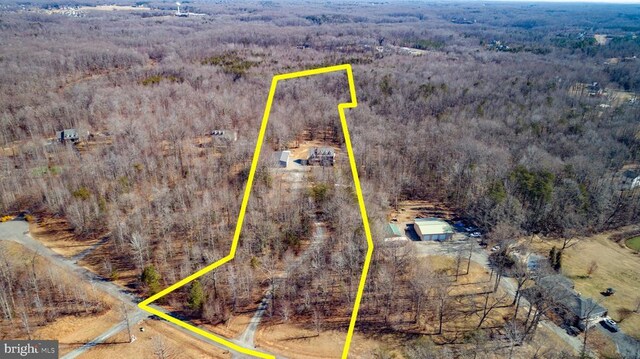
[0, 0, 639, 358]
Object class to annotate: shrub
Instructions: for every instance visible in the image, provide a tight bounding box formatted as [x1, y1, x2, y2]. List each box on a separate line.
[71, 187, 91, 200]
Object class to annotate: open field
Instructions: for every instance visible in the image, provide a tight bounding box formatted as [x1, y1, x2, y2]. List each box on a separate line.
[83, 318, 231, 359]
[256, 323, 380, 359]
[559, 234, 640, 338]
[389, 200, 456, 223]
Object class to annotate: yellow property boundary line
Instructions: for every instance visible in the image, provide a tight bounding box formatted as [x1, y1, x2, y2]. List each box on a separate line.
[139, 64, 374, 359]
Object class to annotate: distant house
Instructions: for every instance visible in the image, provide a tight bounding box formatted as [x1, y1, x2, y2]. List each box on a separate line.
[587, 82, 603, 97]
[56, 129, 79, 143]
[621, 169, 640, 190]
[413, 218, 454, 241]
[307, 147, 335, 166]
[279, 151, 291, 168]
[210, 130, 237, 142]
[527, 275, 607, 330]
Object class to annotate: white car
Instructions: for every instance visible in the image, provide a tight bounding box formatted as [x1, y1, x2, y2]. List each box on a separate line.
[491, 245, 500, 252]
[470, 232, 481, 238]
[602, 318, 619, 332]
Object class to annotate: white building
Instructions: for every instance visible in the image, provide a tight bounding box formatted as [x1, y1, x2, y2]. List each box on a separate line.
[413, 218, 454, 241]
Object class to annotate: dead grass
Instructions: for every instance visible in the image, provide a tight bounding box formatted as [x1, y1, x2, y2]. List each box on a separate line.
[82, 318, 230, 359]
[561, 234, 640, 338]
[200, 313, 253, 339]
[0, 241, 120, 355]
[528, 227, 640, 339]
[389, 200, 455, 223]
[256, 322, 380, 359]
[588, 329, 621, 358]
[29, 216, 100, 258]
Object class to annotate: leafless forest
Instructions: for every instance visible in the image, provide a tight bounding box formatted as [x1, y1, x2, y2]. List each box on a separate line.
[1, 0, 639, 357]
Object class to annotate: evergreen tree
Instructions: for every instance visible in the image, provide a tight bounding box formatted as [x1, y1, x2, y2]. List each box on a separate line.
[141, 265, 161, 295]
[188, 280, 205, 311]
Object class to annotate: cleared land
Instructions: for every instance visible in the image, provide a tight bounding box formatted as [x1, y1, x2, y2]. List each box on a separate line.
[82, 318, 231, 359]
[543, 232, 640, 338]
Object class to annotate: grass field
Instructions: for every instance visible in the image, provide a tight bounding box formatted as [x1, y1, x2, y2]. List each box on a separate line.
[561, 234, 640, 338]
[626, 236, 640, 251]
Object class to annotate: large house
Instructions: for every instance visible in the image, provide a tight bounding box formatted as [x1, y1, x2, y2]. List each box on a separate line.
[210, 130, 237, 142]
[307, 147, 335, 166]
[526, 275, 607, 330]
[56, 129, 79, 144]
[413, 218, 454, 241]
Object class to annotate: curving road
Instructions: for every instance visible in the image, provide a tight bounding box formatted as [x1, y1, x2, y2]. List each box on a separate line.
[0, 220, 274, 359]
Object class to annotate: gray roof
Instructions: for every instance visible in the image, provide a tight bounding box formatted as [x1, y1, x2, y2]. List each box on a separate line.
[309, 147, 335, 157]
[279, 151, 290, 162]
[537, 275, 606, 319]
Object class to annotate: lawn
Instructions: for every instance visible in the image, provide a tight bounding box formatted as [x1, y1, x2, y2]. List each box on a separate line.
[626, 236, 640, 251]
[561, 234, 640, 339]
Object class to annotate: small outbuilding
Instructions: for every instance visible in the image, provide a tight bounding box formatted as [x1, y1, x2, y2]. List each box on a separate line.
[413, 218, 454, 241]
[279, 151, 291, 168]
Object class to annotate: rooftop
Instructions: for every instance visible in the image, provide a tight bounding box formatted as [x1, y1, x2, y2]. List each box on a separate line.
[414, 218, 454, 235]
[384, 223, 403, 237]
[279, 151, 291, 162]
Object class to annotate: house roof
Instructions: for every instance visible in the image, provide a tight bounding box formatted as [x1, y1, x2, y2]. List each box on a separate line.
[57, 129, 78, 138]
[384, 223, 403, 238]
[279, 151, 290, 162]
[536, 275, 607, 319]
[414, 218, 454, 235]
[310, 147, 335, 157]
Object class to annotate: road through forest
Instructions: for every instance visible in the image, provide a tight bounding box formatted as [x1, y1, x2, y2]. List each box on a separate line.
[0, 220, 267, 359]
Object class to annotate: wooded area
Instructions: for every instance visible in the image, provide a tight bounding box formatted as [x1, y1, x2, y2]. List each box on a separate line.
[0, 0, 639, 357]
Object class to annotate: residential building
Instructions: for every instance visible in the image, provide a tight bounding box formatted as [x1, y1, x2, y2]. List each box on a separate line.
[527, 275, 608, 330]
[307, 147, 335, 166]
[56, 129, 79, 143]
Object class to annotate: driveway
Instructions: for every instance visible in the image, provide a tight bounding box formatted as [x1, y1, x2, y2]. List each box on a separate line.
[596, 323, 640, 359]
[411, 239, 590, 356]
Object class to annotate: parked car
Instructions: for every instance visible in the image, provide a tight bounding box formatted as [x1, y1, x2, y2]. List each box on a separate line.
[601, 318, 619, 332]
[470, 232, 481, 238]
[566, 326, 580, 336]
[491, 245, 500, 252]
